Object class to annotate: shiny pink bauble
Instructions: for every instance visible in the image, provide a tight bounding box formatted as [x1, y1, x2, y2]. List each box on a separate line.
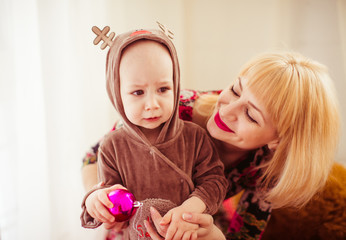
[107, 189, 141, 222]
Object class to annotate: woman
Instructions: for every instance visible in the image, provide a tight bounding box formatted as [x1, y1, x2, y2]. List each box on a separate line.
[82, 51, 340, 239]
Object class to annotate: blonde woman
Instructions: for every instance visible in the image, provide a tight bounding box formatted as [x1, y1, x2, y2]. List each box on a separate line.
[82, 51, 340, 240]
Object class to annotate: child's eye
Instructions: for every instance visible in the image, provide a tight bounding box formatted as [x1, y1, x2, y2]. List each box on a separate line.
[132, 90, 144, 96]
[231, 85, 240, 97]
[158, 87, 170, 93]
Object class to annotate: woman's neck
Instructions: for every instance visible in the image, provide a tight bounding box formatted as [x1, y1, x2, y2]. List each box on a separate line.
[215, 140, 252, 169]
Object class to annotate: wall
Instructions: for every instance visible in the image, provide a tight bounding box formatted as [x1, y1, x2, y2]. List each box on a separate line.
[1, 1, 344, 239]
[34, 0, 346, 239]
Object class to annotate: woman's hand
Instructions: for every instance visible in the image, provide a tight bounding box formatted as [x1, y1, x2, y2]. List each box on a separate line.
[144, 207, 225, 240]
[182, 212, 226, 240]
[160, 206, 199, 240]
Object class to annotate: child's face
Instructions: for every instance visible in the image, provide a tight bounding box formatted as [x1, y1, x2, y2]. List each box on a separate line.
[119, 40, 174, 130]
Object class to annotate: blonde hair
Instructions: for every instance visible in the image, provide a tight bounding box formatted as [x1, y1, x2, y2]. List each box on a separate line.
[196, 52, 340, 208]
[241, 52, 340, 208]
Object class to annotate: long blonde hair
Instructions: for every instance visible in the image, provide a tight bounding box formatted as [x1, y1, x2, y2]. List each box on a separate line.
[198, 52, 341, 208]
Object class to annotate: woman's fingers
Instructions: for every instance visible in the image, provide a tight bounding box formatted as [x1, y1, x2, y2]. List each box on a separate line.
[182, 212, 213, 227]
[182, 212, 214, 238]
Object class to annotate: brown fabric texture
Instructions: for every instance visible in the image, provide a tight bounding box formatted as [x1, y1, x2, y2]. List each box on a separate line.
[81, 28, 228, 235]
[127, 198, 177, 239]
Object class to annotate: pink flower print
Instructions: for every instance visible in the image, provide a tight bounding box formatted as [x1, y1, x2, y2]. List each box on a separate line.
[179, 105, 193, 121]
[229, 211, 244, 233]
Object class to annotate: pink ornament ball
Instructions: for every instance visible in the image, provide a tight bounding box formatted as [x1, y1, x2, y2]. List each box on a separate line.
[107, 189, 141, 222]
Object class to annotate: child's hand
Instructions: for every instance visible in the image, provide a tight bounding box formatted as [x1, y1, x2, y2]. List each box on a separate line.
[85, 183, 126, 225]
[160, 206, 199, 240]
[148, 207, 169, 237]
[103, 221, 128, 231]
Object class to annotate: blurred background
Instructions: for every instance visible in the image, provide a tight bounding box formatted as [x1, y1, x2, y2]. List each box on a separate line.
[0, 0, 345, 239]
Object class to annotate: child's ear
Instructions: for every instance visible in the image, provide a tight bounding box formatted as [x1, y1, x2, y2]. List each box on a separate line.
[267, 138, 280, 151]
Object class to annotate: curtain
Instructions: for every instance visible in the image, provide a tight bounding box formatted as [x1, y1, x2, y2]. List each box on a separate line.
[0, 0, 109, 239]
[0, 0, 50, 239]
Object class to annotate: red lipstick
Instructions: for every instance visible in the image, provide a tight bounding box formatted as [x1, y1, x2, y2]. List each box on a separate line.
[214, 112, 234, 133]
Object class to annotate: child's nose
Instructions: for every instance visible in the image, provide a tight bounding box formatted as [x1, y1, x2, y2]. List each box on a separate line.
[145, 94, 159, 111]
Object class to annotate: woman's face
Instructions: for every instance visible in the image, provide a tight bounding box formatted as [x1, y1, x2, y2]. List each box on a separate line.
[207, 77, 278, 150]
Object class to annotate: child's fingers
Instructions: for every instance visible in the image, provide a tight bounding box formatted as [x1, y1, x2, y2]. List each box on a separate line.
[181, 230, 194, 240]
[164, 223, 177, 240]
[100, 184, 127, 209]
[97, 181, 105, 187]
[160, 209, 172, 225]
[171, 229, 183, 240]
[103, 222, 115, 230]
[94, 201, 115, 223]
[90, 208, 111, 223]
[111, 221, 128, 231]
[150, 207, 167, 237]
[107, 184, 127, 192]
[190, 231, 198, 240]
[98, 191, 114, 209]
[144, 220, 164, 240]
[103, 221, 127, 230]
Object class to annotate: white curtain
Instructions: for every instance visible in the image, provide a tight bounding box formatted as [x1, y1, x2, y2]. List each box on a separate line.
[0, 0, 50, 239]
[0, 0, 345, 240]
[0, 0, 109, 239]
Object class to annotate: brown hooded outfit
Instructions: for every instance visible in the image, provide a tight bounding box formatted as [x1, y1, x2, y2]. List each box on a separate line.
[81, 28, 228, 239]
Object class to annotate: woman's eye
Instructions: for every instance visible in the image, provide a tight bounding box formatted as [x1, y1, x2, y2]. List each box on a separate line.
[132, 90, 144, 96]
[246, 108, 258, 124]
[231, 85, 240, 97]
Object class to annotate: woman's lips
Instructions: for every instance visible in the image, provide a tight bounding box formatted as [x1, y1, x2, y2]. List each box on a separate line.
[214, 111, 234, 133]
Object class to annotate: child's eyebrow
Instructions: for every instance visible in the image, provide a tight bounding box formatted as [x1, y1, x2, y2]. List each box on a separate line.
[157, 80, 173, 85]
[126, 79, 173, 88]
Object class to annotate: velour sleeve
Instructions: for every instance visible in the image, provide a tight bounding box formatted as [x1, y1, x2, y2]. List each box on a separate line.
[80, 138, 123, 228]
[189, 130, 228, 215]
[96, 141, 123, 187]
[80, 185, 104, 228]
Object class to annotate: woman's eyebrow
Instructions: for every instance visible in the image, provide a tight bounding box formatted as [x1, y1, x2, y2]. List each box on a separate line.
[248, 101, 265, 122]
[238, 77, 243, 91]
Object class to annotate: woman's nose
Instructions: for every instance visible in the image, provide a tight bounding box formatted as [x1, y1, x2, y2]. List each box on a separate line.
[220, 101, 240, 121]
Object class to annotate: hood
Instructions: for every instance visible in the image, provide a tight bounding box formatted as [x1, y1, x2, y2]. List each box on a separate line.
[105, 29, 182, 146]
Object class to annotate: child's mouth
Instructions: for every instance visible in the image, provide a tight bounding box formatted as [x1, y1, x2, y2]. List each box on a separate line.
[144, 117, 160, 122]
